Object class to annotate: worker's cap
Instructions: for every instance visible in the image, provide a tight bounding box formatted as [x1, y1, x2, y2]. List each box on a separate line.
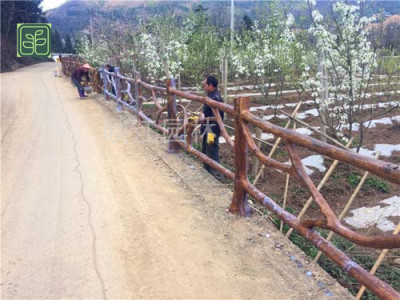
[82, 63, 93, 70]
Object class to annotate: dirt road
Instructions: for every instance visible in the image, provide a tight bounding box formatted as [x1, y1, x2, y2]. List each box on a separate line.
[1, 63, 351, 299]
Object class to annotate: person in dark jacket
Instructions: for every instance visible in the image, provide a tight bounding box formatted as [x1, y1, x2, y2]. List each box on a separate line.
[105, 64, 116, 96]
[200, 75, 224, 179]
[71, 63, 92, 99]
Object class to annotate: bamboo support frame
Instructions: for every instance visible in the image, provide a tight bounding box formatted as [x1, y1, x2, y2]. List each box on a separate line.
[252, 128, 262, 177]
[284, 142, 399, 248]
[281, 173, 291, 232]
[241, 125, 297, 178]
[313, 151, 381, 263]
[224, 124, 274, 147]
[286, 138, 354, 239]
[241, 179, 400, 300]
[281, 122, 295, 232]
[355, 222, 400, 300]
[242, 111, 400, 185]
[253, 101, 303, 186]
[280, 110, 349, 150]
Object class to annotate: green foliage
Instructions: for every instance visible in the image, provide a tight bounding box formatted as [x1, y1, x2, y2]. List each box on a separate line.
[52, 30, 63, 53]
[241, 15, 253, 32]
[269, 206, 320, 258]
[1, 0, 46, 71]
[248, 175, 255, 184]
[365, 177, 390, 193]
[192, 142, 201, 152]
[64, 33, 74, 54]
[182, 12, 222, 85]
[347, 174, 389, 193]
[377, 54, 400, 77]
[273, 148, 288, 158]
[347, 173, 361, 188]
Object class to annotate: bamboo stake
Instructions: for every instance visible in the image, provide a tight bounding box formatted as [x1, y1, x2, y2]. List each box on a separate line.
[224, 56, 228, 104]
[224, 124, 274, 147]
[281, 122, 296, 232]
[313, 151, 381, 263]
[355, 222, 400, 300]
[280, 173, 291, 232]
[252, 128, 262, 177]
[253, 101, 303, 186]
[285, 138, 354, 238]
[280, 110, 348, 150]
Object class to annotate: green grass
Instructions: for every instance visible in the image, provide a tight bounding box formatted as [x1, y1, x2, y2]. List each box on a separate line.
[192, 142, 201, 152]
[347, 174, 390, 193]
[248, 175, 255, 184]
[365, 177, 390, 193]
[273, 147, 288, 158]
[347, 173, 362, 187]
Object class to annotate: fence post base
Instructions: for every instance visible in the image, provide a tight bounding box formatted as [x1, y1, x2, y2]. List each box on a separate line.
[230, 185, 251, 216]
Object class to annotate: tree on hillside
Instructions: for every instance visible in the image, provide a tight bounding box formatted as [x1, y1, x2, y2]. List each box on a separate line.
[383, 15, 400, 54]
[209, 1, 230, 30]
[241, 15, 254, 32]
[1, 0, 45, 71]
[52, 30, 63, 53]
[64, 34, 75, 54]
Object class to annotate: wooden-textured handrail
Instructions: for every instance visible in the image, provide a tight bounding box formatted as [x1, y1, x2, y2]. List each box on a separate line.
[60, 57, 400, 299]
[242, 110, 400, 185]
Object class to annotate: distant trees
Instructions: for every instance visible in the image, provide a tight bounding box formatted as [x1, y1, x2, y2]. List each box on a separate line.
[64, 34, 75, 54]
[75, 7, 221, 85]
[1, 0, 45, 71]
[383, 15, 400, 54]
[241, 15, 253, 32]
[51, 29, 76, 54]
[52, 30, 63, 53]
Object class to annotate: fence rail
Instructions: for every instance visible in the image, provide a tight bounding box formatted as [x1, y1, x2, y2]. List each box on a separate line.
[61, 57, 400, 300]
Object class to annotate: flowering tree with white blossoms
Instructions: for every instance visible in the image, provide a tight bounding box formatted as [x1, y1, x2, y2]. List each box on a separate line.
[303, 0, 397, 150]
[231, 9, 301, 114]
[138, 11, 221, 87]
[135, 16, 190, 85]
[75, 33, 110, 67]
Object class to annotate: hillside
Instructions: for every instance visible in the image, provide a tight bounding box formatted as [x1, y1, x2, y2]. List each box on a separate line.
[46, 0, 400, 39]
[46, 0, 194, 38]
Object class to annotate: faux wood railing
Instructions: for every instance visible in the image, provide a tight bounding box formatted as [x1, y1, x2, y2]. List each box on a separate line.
[61, 58, 400, 300]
